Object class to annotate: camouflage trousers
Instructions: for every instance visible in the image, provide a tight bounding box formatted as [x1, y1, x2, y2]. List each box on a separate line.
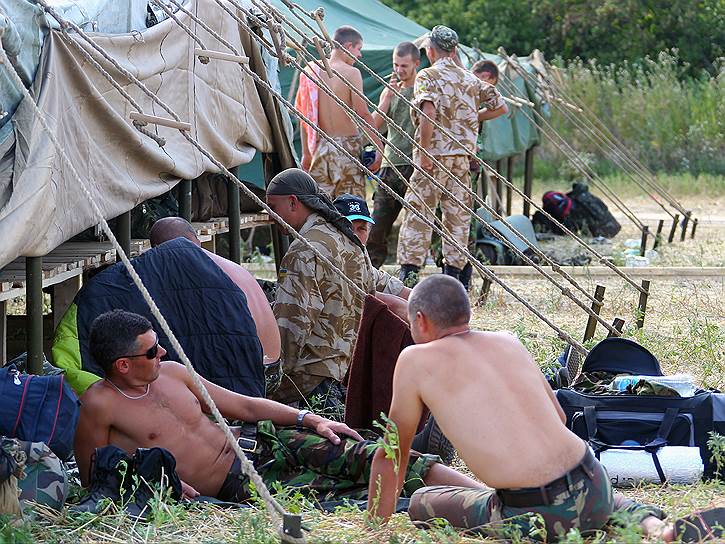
[396, 155, 472, 269]
[409, 450, 665, 541]
[308, 135, 365, 199]
[217, 420, 440, 502]
[367, 165, 413, 268]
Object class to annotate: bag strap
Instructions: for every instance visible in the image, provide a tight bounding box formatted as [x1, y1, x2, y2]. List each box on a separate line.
[47, 375, 65, 445]
[11, 375, 33, 436]
[583, 405, 597, 441]
[650, 450, 667, 484]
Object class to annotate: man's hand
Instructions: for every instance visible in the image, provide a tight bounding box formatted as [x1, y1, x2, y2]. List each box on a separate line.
[301, 153, 313, 171]
[181, 479, 200, 500]
[370, 151, 383, 173]
[314, 418, 363, 445]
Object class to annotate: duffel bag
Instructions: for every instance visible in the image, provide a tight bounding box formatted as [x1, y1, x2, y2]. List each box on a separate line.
[557, 388, 716, 479]
[0, 365, 80, 461]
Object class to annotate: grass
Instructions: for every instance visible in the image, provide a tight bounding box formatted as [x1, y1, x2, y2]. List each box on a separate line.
[3, 180, 725, 543]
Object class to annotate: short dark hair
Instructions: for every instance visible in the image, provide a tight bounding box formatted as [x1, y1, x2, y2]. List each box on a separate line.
[472, 60, 499, 80]
[333, 26, 362, 49]
[408, 274, 471, 329]
[149, 217, 199, 248]
[394, 41, 420, 61]
[89, 310, 153, 375]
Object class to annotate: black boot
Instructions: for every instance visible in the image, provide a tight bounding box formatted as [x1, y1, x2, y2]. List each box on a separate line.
[459, 262, 473, 291]
[442, 264, 461, 281]
[125, 447, 182, 520]
[72, 445, 132, 513]
[398, 264, 420, 287]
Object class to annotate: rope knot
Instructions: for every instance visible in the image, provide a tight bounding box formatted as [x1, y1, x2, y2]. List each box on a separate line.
[312, 7, 325, 19]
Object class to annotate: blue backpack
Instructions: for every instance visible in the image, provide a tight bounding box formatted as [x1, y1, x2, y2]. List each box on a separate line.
[0, 365, 80, 460]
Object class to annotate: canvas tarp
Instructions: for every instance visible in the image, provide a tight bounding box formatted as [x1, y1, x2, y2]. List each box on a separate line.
[0, 0, 276, 268]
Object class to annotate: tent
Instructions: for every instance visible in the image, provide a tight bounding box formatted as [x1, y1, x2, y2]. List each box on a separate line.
[0, 0, 295, 269]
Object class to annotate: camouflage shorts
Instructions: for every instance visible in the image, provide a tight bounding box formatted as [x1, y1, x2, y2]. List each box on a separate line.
[217, 420, 439, 503]
[308, 135, 365, 198]
[409, 449, 615, 541]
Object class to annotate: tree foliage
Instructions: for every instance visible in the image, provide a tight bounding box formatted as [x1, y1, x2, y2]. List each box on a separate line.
[380, 0, 725, 73]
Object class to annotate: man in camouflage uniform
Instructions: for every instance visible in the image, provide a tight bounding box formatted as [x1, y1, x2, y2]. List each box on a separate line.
[266, 169, 376, 405]
[368, 275, 679, 541]
[396, 26, 507, 285]
[367, 41, 421, 268]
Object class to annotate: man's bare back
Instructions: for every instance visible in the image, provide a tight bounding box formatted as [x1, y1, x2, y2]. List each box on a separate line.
[76, 362, 240, 496]
[401, 330, 585, 488]
[204, 250, 280, 361]
[317, 60, 361, 137]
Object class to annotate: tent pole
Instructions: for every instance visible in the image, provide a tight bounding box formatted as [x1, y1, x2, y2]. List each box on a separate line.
[652, 219, 665, 250]
[667, 214, 679, 243]
[505, 155, 514, 216]
[494, 160, 503, 215]
[228, 181, 241, 264]
[523, 147, 534, 217]
[179, 179, 192, 222]
[690, 218, 698, 239]
[639, 225, 649, 257]
[635, 279, 651, 330]
[607, 318, 626, 338]
[26, 256, 44, 375]
[680, 212, 690, 242]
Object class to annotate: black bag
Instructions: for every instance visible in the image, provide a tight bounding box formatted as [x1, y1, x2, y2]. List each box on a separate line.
[568, 182, 621, 238]
[558, 338, 720, 480]
[0, 365, 81, 460]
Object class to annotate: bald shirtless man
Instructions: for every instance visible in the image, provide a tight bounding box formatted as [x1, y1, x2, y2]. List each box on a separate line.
[298, 25, 383, 198]
[76, 310, 479, 503]
[149, 217, 280, 365]
[368, 275, 725, 542]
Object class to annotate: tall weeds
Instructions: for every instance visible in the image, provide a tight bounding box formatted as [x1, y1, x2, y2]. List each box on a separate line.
[541, 51, 725, 177]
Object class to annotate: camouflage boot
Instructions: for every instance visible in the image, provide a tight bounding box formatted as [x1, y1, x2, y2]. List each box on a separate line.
[72, 445, 131, 513]
[125, 447, 182, 520]
[399, 264, 420, 287]
[442, 264, 462, 281]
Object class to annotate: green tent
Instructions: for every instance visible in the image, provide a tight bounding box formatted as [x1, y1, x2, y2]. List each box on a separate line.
[237, 0, 542, 187]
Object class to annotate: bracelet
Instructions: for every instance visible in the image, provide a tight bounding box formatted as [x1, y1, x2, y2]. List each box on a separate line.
[296, 409, 311, 431]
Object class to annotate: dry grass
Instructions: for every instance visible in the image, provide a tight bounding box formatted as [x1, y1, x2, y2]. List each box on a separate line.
[3, 176, 725, 543]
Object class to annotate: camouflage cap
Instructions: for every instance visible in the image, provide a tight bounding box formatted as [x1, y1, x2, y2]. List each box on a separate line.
[428, 25, 458, 52]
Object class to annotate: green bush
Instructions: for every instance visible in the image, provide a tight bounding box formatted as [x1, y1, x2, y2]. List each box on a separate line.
[541, 51, 725, 176]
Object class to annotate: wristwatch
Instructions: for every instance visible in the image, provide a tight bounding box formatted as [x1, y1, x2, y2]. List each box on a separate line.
[296, 409, 311, 431]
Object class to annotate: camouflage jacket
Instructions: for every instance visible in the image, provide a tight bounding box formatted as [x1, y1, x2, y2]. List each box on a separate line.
[274, 213, 375, 389]
[411, 57, 505, 157]
[371, 264, 405, 296]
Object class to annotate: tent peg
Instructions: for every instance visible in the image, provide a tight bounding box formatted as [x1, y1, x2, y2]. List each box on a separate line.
[130, 112, 191, 131]
[195, 49, 249, 65]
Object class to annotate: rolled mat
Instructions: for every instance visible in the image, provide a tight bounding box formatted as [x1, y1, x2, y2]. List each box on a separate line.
[601, 446, 703, 487]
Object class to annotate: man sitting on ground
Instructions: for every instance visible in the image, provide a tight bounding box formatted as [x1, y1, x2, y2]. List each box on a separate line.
[368, 275, 724, 541]
[75, 310, 480, 503]
[149, 217, 280, 367]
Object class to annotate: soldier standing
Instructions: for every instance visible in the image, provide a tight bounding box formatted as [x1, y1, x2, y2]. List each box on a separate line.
[396, 26, 507, 285]
[367, 42, 421, 268]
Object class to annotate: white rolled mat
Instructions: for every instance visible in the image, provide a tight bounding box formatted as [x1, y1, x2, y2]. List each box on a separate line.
[600, 446, 703, 487]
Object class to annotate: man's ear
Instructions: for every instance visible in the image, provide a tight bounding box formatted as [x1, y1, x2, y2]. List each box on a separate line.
[115, 359, 130, 375]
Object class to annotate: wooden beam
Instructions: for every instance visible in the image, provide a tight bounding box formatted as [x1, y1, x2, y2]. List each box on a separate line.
[130, 112, 191, 132]
[636, 279, 651, 330]
[195, 48, 249, 64]
[652, 219, 665, 250]
[26, 256, 43, 375]
[668, 214, 679, 243]
[582, 284, 606, 342]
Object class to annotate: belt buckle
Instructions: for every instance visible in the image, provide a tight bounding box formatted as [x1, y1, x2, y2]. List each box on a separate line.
[237, 437, 258, 453]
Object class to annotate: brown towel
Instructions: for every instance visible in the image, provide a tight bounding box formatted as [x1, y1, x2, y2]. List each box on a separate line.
[344, 295, 427, 432]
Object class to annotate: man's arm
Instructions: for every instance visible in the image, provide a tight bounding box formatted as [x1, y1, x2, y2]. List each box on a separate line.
[477, 82, 508, 122]
[477, 102, 508, 122]
[368, 348, 425, 520]
[372, 86, 394, 131]
[74, 391, 113, 487]
[167, 362, 363, 444]
[375, 291, 409, 323]
[300, 124, 312, 171]
[418, 101, 436, 170]
[349, 68, 383, 170]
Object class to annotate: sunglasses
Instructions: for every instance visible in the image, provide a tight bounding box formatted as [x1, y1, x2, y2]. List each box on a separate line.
[119, 333, 160, 360]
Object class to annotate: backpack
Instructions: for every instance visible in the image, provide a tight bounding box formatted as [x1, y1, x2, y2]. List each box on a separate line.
[532, 191, 579, 235]
[568, 182, 621, 238]
[0, 366, 80, 461]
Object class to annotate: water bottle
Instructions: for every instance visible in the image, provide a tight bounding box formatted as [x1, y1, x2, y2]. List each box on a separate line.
[612, 374, 697, 397]
[361, 144, 377, 168]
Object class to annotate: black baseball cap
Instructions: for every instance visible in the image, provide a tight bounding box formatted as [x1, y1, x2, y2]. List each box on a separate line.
[333, 193, 375, 224]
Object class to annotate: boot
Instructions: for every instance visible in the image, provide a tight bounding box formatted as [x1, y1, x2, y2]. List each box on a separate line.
[459, 263, 473, 291]
[398, 264, 420, 287]
[125, 447, 182, 520]
[442, 264, 461, 281]
[411, 416, 456, 465]
[72, 445, 131, 513]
